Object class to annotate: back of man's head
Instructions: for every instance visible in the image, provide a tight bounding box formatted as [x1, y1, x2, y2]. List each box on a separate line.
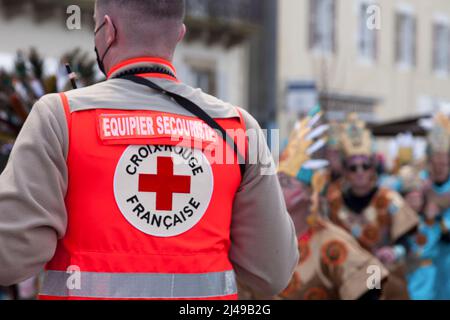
[95, 0, 186, 58]
[96, 0, 185, 21]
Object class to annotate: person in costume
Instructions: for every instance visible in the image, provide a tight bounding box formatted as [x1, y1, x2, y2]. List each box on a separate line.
[395, 166, 441, 300]
[421, 113, 450, 299]
[379, 132, 417, 192]
[326, 113, 419, 299]
[239, 109, 389, 300]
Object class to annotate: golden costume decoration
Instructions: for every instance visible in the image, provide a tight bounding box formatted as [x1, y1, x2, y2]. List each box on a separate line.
[279, 220, 389, 300]
[326, 113, 420, 300]
[328, 186, 419, 253]
[340, 113, 373, 158]
[239, 109, 389, 300]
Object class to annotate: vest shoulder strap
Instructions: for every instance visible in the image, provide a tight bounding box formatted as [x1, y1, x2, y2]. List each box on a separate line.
[118, 75, 247, 178]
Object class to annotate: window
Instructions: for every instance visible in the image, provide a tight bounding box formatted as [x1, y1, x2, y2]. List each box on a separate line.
[395, 12, 417, 68]
[358, 1, 377, 61]
[186, 0, 208, 19]
[190, 65, 217, 96]
[309, 0, 337, 53]
[432, 22, 450, 74]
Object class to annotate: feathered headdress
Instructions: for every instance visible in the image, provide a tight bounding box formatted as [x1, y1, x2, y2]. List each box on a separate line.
[340, 113, 373, 158]
[278, 107, 330, 184]
[278, 107, 330, 226]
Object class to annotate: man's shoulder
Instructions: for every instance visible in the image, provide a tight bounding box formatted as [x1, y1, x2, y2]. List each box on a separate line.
[179, 84, 234, 111]
[53, 79, 256, 122]
[168, 81, 254, 121]
[37, 81, 107, 103]
[34, 81, 113, 114]
[31, 92, 66, 116]
[61, 81, 114, 107]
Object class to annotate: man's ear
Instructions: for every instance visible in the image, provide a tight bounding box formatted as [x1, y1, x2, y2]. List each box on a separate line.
[178, 24, 187, 43]
[104, 15, 117, 45]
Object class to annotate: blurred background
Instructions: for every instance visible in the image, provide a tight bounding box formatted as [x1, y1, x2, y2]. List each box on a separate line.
[2, 1, 450, 166]
[1, 0, 450, 298]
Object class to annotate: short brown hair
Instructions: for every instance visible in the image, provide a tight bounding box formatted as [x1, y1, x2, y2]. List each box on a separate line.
[97, 0, 186, 22]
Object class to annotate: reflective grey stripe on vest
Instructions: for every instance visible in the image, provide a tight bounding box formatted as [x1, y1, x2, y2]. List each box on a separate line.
[40, 270, 237, 299]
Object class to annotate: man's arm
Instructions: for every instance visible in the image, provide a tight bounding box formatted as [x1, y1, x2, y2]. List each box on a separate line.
[230, 108, 299, 297]
[0, 94, 68, 286]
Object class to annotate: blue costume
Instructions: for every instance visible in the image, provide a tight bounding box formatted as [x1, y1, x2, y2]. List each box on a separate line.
[378, 174, 402, 192]
[401, 170, 449, 300]
[409, 113, 450, 299]
[432, 176, 450, 300]
[406, 216, 441, 300]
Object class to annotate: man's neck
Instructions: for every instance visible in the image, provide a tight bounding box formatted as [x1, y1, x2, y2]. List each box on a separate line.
[344, 186, 379, 214]
[105, 56, 178, 80]
[106, 51, 174, 76]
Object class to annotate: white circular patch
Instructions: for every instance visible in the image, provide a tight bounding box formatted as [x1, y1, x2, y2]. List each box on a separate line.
[114, 145, 213, 237]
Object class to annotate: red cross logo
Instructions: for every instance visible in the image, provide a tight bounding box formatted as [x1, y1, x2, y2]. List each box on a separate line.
[139, 157, 191, 211]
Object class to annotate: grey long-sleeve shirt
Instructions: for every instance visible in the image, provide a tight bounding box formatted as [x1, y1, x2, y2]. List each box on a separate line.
[0, 73, 298, 296]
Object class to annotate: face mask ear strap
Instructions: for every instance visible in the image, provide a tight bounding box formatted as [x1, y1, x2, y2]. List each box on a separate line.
[100, 23, 117, 61]
[94, 20, 107, 35]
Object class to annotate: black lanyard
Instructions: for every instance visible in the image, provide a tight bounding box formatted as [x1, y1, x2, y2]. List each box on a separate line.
[115, 74, 246, 178]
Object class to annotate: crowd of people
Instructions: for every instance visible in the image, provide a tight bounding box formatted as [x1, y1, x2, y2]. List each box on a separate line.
[240, 109, 450, 300]
[1, 48, 450, 300]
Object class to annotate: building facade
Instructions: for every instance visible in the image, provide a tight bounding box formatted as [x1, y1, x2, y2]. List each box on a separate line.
[0, 0, 270, 118]
[278, 0, 450, 140]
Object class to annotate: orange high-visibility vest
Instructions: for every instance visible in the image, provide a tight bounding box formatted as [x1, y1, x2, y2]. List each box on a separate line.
[39, 77, 247, 300]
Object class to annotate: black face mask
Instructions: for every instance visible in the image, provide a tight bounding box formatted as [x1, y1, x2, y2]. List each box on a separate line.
[94, 20, 116, 76]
